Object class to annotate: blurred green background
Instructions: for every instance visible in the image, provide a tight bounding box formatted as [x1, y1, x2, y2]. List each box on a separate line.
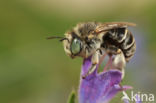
[0, 0, 156, 103]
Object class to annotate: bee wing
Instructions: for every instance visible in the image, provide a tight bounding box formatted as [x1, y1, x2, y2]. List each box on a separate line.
[95, 22, 136, 34]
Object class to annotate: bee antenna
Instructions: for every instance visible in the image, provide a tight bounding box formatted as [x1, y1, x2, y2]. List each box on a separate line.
[59, 38, 69, 42]
[46, 36, 69, 42]
[46, 36, 64, 40]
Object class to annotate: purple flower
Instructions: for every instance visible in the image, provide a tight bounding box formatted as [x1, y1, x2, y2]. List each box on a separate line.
[79, 56, 132, 103]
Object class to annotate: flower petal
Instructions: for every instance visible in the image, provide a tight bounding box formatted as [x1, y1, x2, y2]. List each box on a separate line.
[79, 57, 132, 103]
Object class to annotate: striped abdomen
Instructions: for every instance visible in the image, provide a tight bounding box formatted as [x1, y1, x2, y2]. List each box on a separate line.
[102, 28, 136, 62]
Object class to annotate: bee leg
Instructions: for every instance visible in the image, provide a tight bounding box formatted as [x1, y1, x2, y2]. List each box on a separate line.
[82, 51, 99, 79]
[95, 48, 106, 68]
[82, 64, 97, 79]
[112, 51, 126, 79]
[97, 53, 107, 69]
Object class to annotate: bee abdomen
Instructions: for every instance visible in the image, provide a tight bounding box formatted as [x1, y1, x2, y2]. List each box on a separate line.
[120, 30, 136, 62]
[120, 30, 135, 49]
[103, 28, 136, 62]
[124, 42, 136, 62]
[107, 28, 127, 43]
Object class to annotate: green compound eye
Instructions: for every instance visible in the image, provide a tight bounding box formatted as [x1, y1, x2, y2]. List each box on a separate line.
[71, 38, 81, 55]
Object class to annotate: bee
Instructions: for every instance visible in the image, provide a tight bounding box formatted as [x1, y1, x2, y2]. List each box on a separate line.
[48, 22, 136, 79]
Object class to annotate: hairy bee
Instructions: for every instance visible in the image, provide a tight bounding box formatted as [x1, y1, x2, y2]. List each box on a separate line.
[48, 22, 136, 79]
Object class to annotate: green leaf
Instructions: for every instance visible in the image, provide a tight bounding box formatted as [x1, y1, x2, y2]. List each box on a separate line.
[67, 90, 76, 103]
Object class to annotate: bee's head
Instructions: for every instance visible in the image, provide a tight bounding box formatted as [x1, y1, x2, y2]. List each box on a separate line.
[63, 31, 83, 59]
[47, 31, 84, 59]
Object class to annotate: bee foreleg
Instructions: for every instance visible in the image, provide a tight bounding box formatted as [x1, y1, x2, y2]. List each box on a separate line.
[91, 50, 99, 65]
[82, 51, 99, 79]
[82, 64, 97, 79]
